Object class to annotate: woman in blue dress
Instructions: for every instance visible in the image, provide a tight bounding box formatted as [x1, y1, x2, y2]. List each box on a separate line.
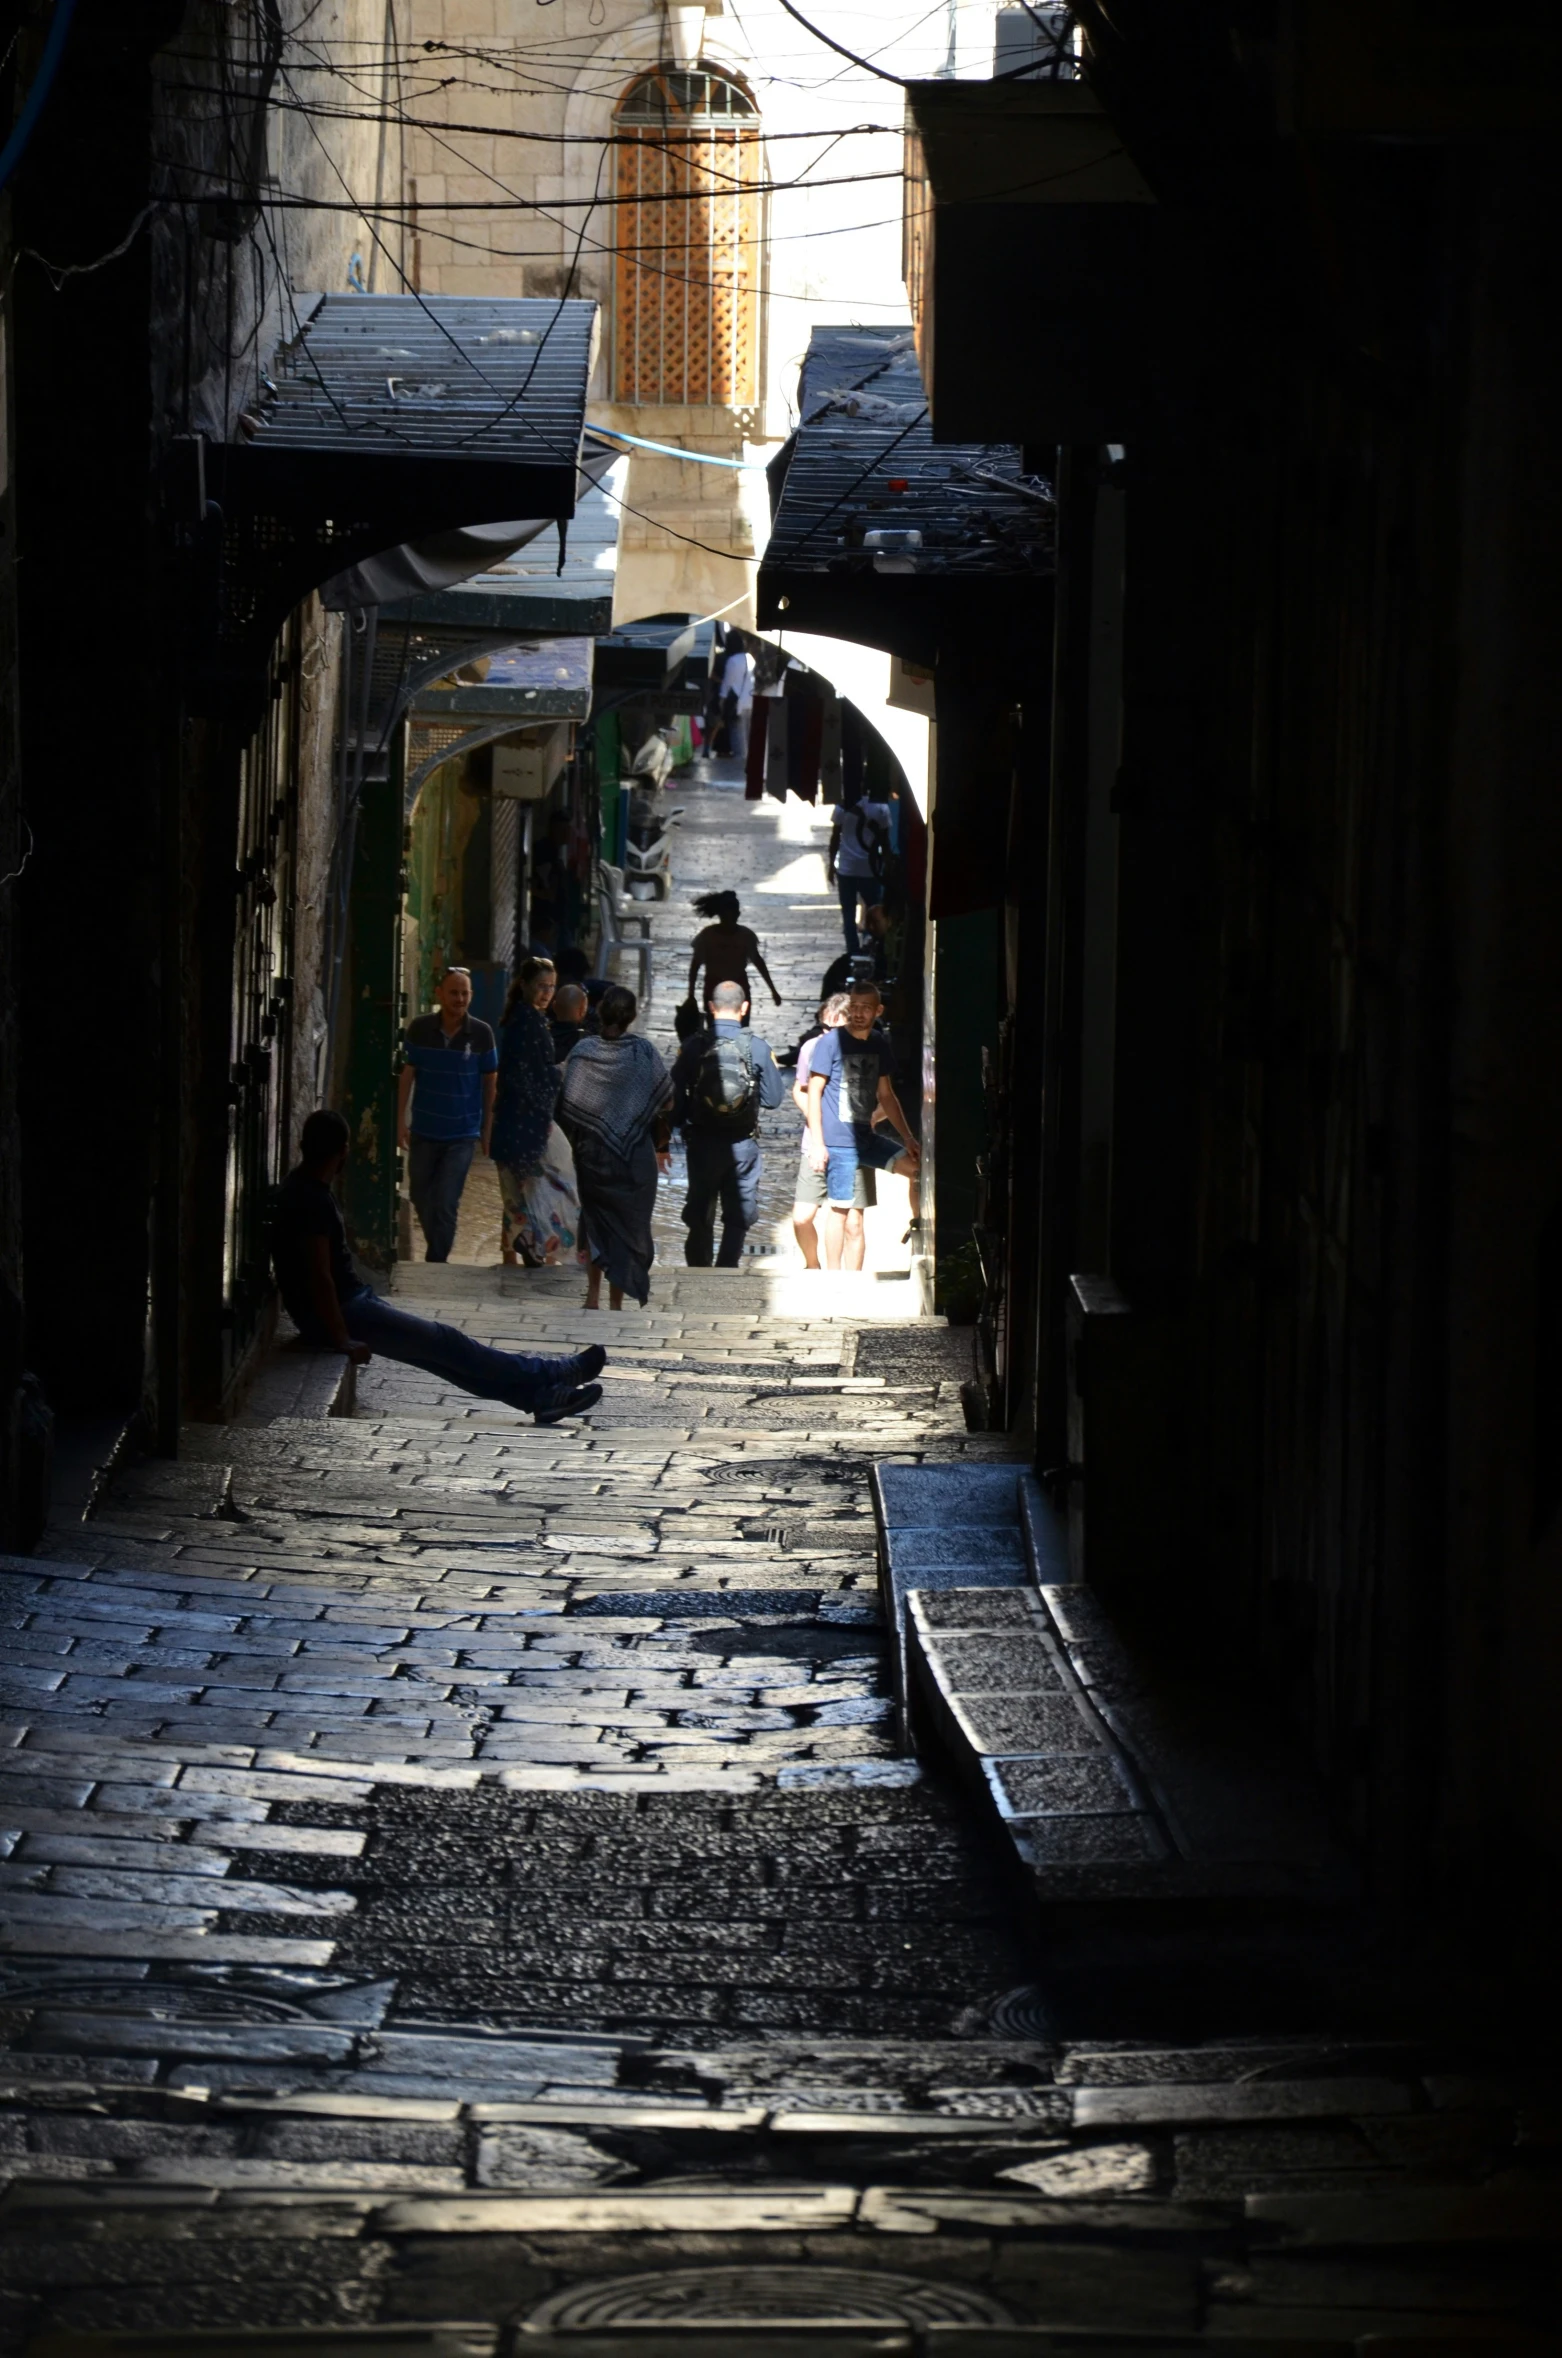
[492, 957, 581, 1267]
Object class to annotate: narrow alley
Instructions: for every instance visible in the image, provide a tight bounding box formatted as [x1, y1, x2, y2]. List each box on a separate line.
[0, 781, 1552, 2349]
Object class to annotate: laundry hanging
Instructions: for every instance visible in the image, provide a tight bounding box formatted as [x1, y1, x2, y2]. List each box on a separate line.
[765, 690, 790, 801]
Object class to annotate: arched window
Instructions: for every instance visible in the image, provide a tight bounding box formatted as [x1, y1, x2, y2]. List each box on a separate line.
[613, 67, 762, 408]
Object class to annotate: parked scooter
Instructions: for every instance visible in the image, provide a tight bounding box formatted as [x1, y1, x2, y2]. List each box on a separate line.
[624, 785, 684, 901]
[623, 728, 677, 791]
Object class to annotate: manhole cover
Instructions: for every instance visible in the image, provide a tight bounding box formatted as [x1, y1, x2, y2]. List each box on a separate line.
[988, 1982, 1057, 2039]
[704, 1460, 861, 1486]
[525, 2267, 1016, 2329]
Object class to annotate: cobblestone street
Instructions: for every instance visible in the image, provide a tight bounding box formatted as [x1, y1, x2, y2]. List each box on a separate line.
[0, 781, 1554, 2348]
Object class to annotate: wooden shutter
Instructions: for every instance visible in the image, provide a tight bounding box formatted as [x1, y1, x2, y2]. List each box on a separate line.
[614, 76, 760, 406]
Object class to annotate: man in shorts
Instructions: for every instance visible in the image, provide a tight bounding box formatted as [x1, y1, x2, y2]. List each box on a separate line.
[792, 993, 859, 1269]
[804, 983, 921, 1272]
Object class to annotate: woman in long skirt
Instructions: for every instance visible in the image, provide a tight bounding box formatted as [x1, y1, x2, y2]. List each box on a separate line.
[556, 984, 673, 1309]
[492, 957, 580, 1268]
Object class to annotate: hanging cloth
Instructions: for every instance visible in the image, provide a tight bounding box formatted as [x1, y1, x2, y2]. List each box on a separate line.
[820, 694, 843, 805]
[790, 675, 823, 804]
[840, 701, 865, 805]
[765, 691, 790, 802]
[744, 696, 769, 800]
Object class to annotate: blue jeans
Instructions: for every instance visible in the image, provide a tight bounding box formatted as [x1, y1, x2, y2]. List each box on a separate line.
[836, 872, 884, 955]
[408, 1134, 476, 1262]
[333, 1289, 573, 1411]
[683, 1132, 761, 1267]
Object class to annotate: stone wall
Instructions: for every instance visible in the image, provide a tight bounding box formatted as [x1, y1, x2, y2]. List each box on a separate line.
[7, 0, 391, 1444]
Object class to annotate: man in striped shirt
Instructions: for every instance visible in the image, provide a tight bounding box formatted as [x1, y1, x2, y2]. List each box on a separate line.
[396, 967, 497, 1262]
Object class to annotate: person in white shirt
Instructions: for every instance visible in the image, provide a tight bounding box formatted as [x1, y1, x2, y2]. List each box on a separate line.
[717, 647, 754, 759]
[828, 797, 893, 954]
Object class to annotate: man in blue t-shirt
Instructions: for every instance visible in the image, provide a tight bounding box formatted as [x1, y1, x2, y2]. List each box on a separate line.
[804, 982, 920, 1270]
[396, 966, 498, 1262]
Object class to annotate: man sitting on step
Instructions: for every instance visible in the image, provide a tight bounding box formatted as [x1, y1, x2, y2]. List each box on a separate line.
[272, 1110, 604, 1424]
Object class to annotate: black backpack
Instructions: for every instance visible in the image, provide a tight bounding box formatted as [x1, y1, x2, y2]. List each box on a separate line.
[689, 1027, 759, 1137]
[852, 804, 890, 880]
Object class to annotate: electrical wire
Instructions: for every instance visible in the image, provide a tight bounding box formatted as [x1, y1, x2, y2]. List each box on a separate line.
[14, 200, 158, 287]
[0, 817, 33, 892]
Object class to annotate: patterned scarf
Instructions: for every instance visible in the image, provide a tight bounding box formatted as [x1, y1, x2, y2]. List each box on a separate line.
[557, 1030, 672, 1164]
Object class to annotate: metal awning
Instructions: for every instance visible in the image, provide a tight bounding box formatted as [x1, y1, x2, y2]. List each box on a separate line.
[344, 458, 622, 777]
[244, 293, 594, 483]
[414, 638, 595, 721]
[378, 452, 621, 636]
[195, 295, 600, 724]
[406, 639, 594, 805]
[593, 619, 698, 695]
[756, 325, 1053, 665]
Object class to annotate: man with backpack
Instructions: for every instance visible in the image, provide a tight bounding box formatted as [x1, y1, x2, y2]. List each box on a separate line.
[827, 794, 894, 956]
[672, 979, 786, 1268]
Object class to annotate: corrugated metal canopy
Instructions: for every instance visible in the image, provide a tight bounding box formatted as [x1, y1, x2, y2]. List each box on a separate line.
[248, 294, 596, 469]
[757, 325, 1053, 662]
[199, 297, 602, 727]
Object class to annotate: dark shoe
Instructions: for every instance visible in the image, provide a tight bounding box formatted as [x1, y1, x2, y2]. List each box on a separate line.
[533, 1380, 602, 1425]
[562, 1343, 606, 1381]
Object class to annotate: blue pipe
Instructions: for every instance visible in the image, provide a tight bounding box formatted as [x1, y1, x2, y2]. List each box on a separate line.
[585, 423, 764, 471]
[0, 0, 79, 196]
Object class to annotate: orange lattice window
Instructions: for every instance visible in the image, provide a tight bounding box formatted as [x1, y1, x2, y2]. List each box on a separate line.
[613, 68, 761, 407]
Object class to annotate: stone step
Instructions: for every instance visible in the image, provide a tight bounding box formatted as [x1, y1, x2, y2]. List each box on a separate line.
[905, 1588, 1358, 1908]
[870, 1464, 1062, 1745]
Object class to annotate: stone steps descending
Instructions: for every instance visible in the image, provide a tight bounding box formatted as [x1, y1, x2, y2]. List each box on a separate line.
[905, 1588, 1356, 1909]
[871, 1463, 1356, 1914]
[870, 1464, 1059, 1750]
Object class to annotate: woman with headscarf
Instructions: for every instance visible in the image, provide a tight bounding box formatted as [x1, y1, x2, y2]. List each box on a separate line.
[556, 984, 674, 1309]
[491, 956, 580, 1269]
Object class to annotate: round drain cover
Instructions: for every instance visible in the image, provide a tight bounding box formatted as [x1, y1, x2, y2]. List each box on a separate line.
[988, 1981, 1057, 2039]
[526, 2266, 1016, 2329]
